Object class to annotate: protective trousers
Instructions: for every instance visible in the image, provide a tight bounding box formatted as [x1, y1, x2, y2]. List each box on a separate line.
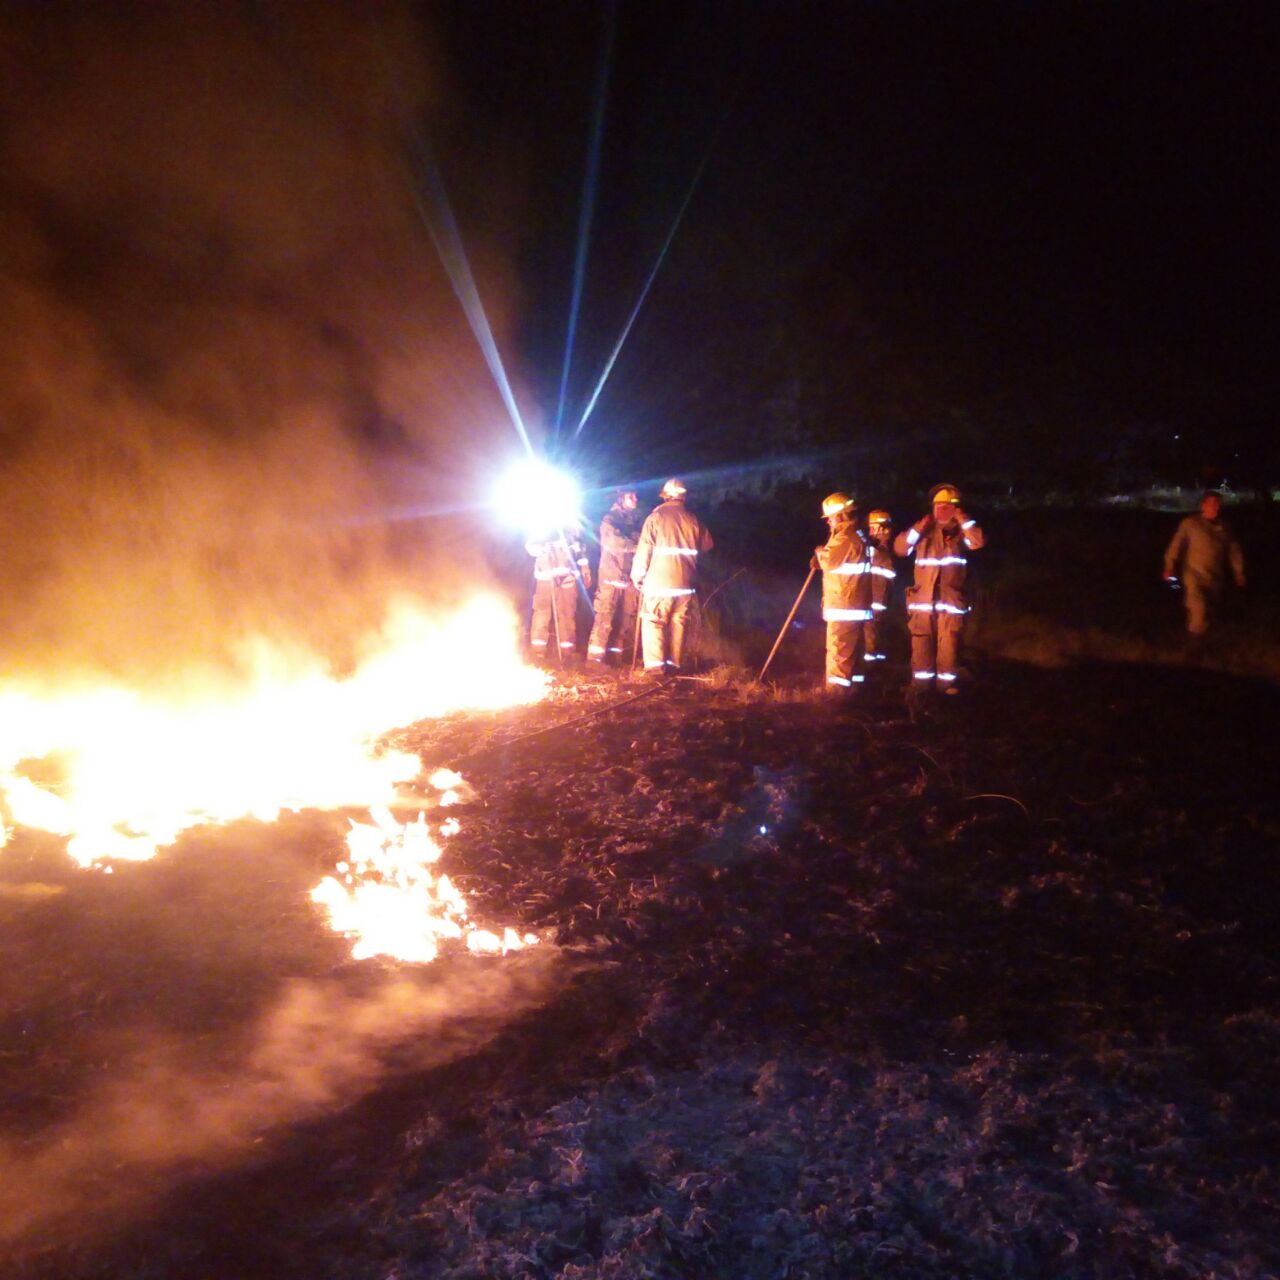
[587, 583, 639, 663]
[864, 616, 885, 665]
[825, 620, 868, 688]
[531, 577, 578, 657]
[641, 594, 698, 671]
[908, 610, 963, 686]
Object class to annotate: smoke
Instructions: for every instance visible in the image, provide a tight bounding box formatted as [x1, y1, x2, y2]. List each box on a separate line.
[0, 0, 529, 679]
[0, 951, 564, 1251]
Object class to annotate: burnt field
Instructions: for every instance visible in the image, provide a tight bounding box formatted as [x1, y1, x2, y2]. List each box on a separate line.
[2, 510, 1280, 1279]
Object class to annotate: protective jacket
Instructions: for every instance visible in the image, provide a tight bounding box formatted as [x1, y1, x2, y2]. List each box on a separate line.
[597, 503, 643, 587]
[894, 517, 984, 617]
[815, 522, 873, 620]
[631, 499, 713, 596]
[526, 530, 588, 583]
[1163, 515, 1244, 590]
[867, 541, 896, 613]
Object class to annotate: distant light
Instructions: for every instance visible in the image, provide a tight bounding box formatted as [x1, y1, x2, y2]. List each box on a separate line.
[492, 459, 582, 540]
[759, 825, 767, 835]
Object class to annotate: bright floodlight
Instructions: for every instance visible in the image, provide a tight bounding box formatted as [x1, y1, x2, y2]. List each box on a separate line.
[492, 458, 582, 539]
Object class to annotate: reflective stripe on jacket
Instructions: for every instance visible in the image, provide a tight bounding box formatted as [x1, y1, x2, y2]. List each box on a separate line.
[816, 522, 873, 621]
[868, 542, 896, 610]
[894, 517, 984, 615]
[631, 499, 713, 597]
[1162, 514, 1244, 589]
[526, 530, 588, 582]
[597, 503, 643, 588]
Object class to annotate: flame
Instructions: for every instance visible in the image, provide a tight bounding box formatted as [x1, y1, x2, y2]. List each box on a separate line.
[310, 780, 541, 963]
[0, 594, 546, 868]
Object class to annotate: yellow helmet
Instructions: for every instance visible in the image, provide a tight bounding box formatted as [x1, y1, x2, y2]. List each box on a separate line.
[821, 492, 855, 518]
[867, 509, 891, 529]
[929, 483, 961, 506]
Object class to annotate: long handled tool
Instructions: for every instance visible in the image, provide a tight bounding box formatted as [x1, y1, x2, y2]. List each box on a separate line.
[758, 567, 816, 681]
[550, 581, 565, 666]
[630, 604, 642, 670]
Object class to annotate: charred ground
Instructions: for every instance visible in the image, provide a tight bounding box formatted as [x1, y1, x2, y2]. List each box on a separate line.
[2, 508, 1279, 1279]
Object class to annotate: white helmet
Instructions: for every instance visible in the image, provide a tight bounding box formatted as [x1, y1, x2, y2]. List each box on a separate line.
[660, 478, 687, 500]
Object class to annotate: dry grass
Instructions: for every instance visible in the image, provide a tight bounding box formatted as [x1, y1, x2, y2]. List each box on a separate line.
[3, 506, 1279, 1277]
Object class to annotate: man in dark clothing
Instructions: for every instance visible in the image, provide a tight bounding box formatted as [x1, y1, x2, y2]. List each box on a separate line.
[1162, 491, 1246, 648]
[587, 489, 642, 666]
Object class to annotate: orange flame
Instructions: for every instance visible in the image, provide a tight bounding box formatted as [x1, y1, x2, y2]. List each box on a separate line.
[310, 772, 540, 963]
[0, 595, 546, 869]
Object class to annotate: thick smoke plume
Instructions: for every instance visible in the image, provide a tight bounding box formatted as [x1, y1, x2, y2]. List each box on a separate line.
[0, 0, 526, 679]
[0, 952, 564, 1251]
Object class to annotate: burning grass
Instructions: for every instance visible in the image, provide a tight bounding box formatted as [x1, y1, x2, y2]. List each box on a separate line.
[2, 650, 1276, 1277]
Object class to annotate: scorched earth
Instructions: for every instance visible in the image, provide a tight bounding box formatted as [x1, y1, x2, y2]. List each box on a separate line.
[1, 634, 1278, 1279]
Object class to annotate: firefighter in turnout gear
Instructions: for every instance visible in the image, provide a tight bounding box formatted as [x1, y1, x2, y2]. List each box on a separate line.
[1162, 490, 1246, 649]
[812, 492, 874, 693]
[587, 489, 642, 665]
[631, 478, 713, 674]
[864, 510, 896, 666]
[894, 483, 985, 696]
[527, 526, 591, 663]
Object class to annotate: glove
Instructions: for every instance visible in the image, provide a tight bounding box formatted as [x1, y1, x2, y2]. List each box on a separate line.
[809, 555, 821, 573]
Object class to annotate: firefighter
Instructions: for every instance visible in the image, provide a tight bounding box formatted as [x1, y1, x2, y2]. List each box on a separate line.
[526, 524, 591, 664]
[864, 509, 896, 666]
[631, 478, 713, 674]
[1162, 490, 1245, 650]
[587, 489, 642, 666]
[894, 483, 985, 697]
[812, 493, 873, 693]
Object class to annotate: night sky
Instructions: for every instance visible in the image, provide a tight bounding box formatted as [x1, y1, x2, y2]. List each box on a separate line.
[0, 0, 1275, 673]
[433, 0, 1278, 490]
